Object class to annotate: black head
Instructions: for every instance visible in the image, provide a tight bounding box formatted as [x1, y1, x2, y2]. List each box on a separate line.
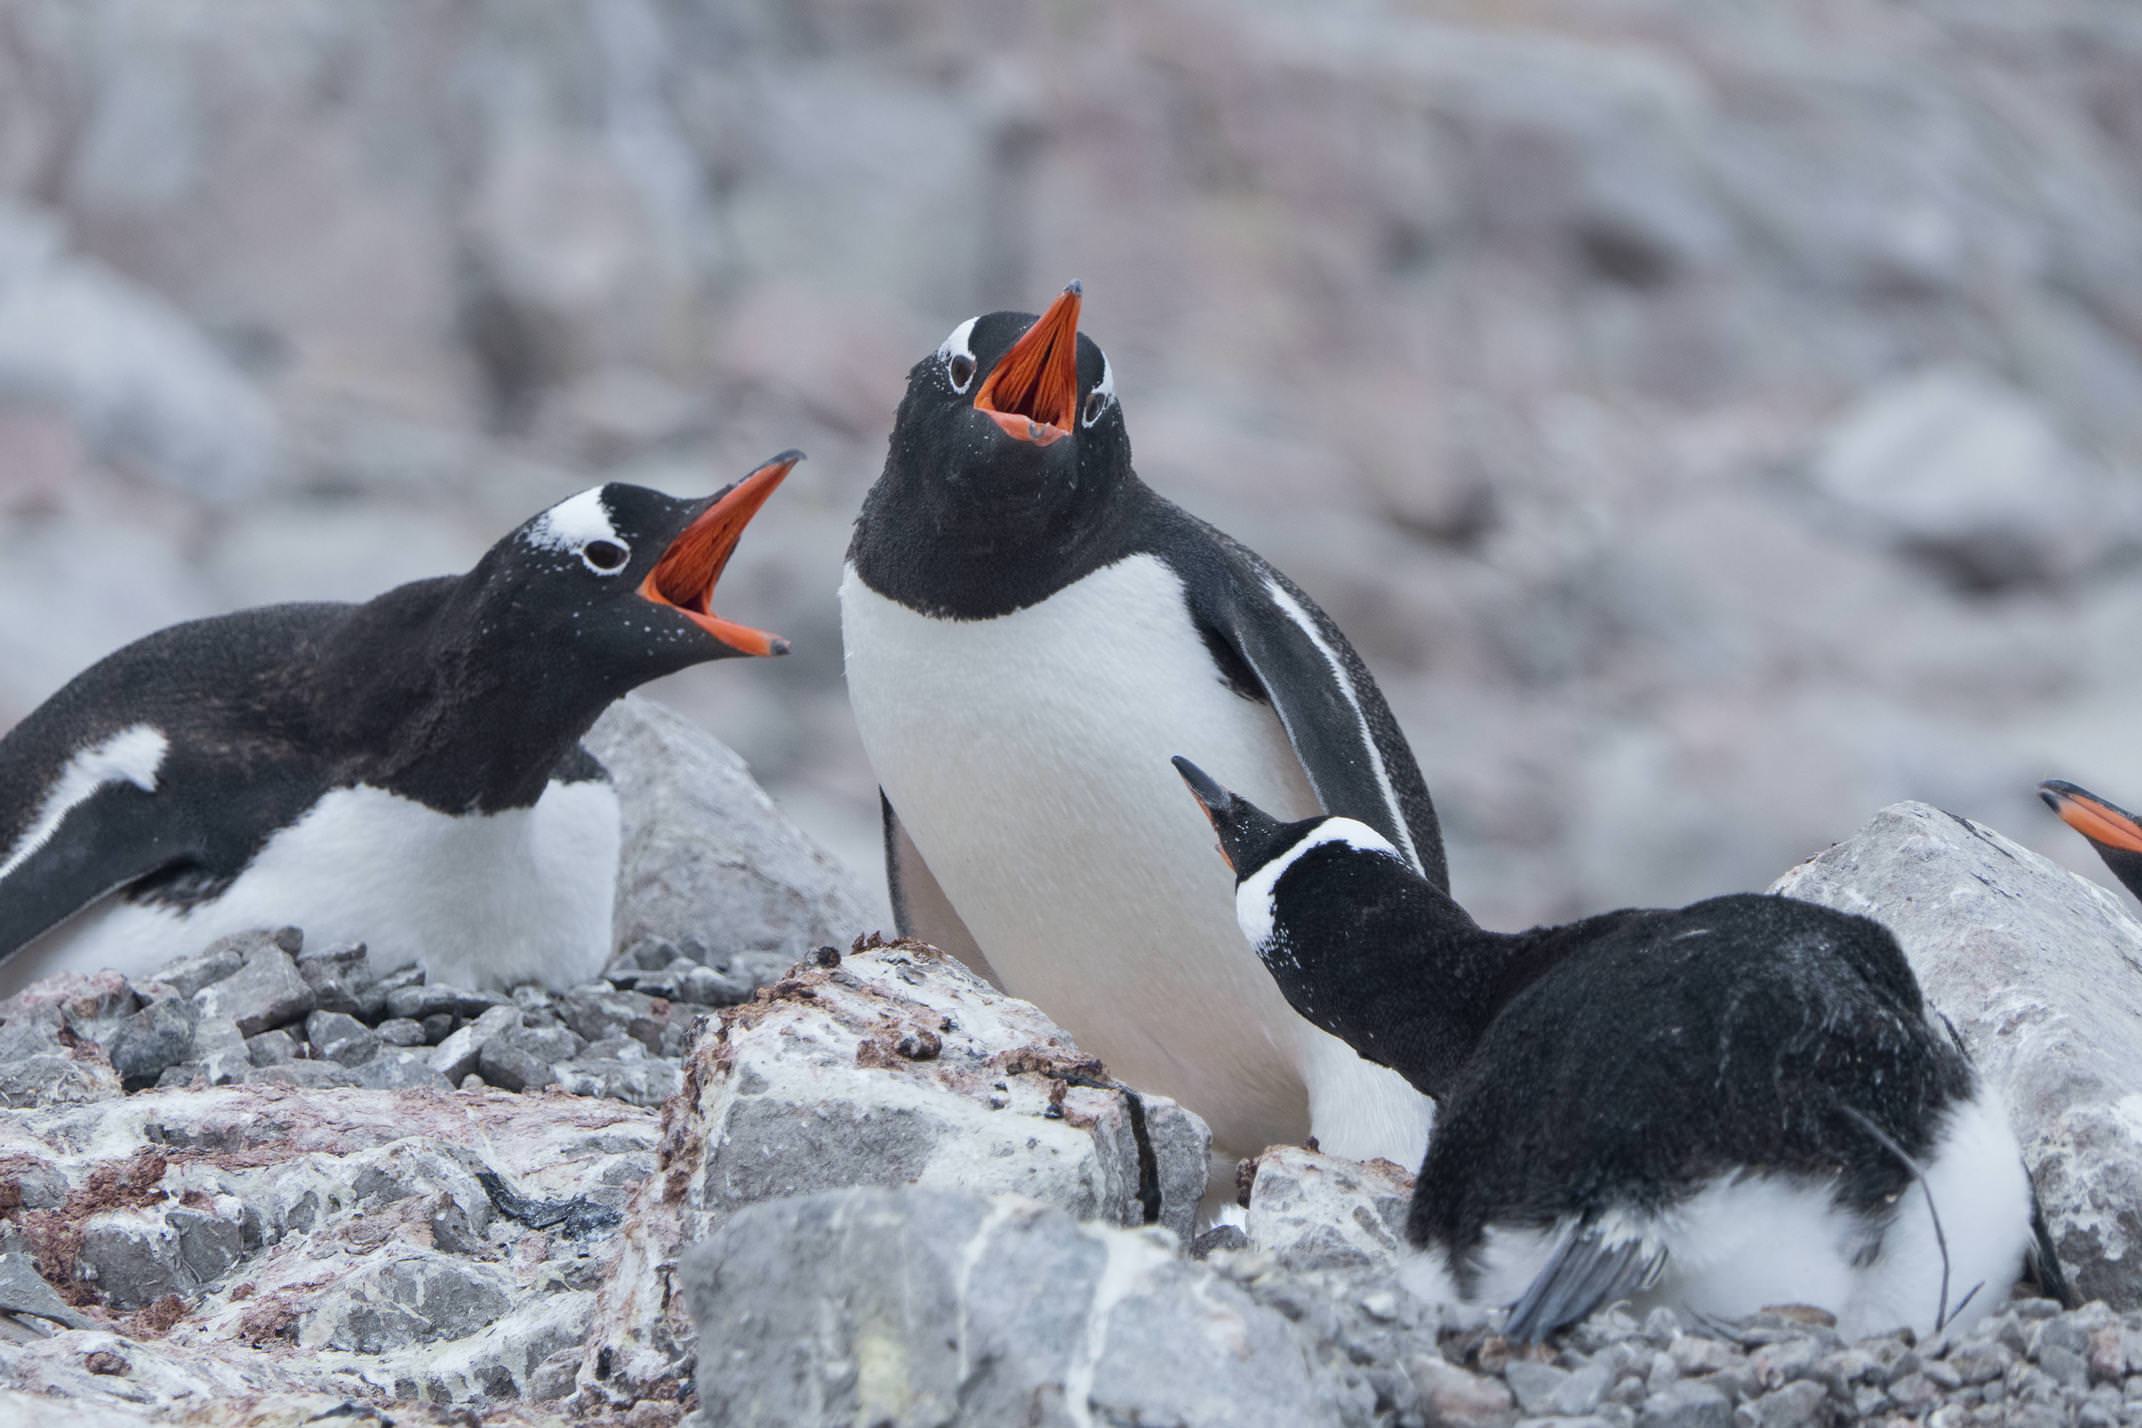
[1174, 755, 1464, 1092]
[851, 284, 1136, 616]
[452, 451, 801, 694]
[2040, 779, 2142, 901]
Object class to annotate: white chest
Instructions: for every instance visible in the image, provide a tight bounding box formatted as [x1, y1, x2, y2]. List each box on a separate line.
[841, 556, 1429, 1158]
[10, 779, 620, 995]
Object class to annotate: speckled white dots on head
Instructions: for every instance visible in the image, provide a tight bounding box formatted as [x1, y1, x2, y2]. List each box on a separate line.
[524, 487, 620, 554]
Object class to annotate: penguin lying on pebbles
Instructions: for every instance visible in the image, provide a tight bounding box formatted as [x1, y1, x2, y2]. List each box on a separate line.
[1174, 756, 2072, 1342]
[0, 453, 802, 996]
[841, 283, 1444, 1172]
[2038, 780, 2142, 901]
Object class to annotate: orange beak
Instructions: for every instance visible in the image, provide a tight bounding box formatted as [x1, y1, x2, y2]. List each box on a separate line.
[973, 282, 1083, 447]
[637, 450, 800, 656]
[2041, 780, 2142, 855]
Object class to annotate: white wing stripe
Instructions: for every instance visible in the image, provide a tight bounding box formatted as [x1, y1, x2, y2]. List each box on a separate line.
[0, 725, 169, 881]
[1262, 579, 1422, 872]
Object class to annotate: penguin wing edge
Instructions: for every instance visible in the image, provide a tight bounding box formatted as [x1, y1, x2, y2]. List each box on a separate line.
[882, 791, 1003, 989]
[0, 779, 201, 964]
[1206, 571, 1440, 881]
[1502, 1222, 1669, 1344]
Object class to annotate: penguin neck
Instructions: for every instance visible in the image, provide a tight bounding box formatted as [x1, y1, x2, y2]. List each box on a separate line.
[1363, 879, 1516, 1101]
[848, 455, 1151, 619]
[320, 576, 617, 813]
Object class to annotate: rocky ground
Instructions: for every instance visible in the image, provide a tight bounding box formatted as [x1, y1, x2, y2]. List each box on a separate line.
[1, 709, 2141, 1425]
[2, 0, 2142, 934]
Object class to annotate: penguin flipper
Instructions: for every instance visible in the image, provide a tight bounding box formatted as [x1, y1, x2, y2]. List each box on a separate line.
[1206, 570, 1441, 883]
[1502, 1223, 1668, 1344]
[883, 791, 1003, 989]
[0, 779, 200, 962]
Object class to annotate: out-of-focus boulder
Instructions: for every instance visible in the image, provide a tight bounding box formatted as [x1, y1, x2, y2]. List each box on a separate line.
[587, 695, 873, 985]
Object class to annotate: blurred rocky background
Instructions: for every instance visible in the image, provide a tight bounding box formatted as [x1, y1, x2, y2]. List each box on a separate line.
[1, 0, 2139, 932]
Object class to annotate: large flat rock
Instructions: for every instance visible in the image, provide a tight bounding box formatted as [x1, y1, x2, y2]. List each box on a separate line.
[1773, 800, 2142, 1307]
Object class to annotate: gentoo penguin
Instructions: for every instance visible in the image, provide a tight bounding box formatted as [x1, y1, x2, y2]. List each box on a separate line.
[0, 454, 801, 996]
[840, 283, 1444, 1172]
[2039, 779, 2142, 901]
[1174, 757, 2073, 1341]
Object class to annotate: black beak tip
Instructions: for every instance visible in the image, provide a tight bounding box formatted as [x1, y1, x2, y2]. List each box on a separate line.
[768, 637, 793, 657]
[1064, 279, 1083, 297]
[769, 448, 806, 468]
[1171, 755, 1230, 811]
[2039, 779, 2079, 812]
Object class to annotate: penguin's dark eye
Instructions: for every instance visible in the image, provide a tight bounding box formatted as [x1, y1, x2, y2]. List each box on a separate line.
[946, 352, 976, 394]
[1082, 387, 1109, 428]
[581, 539, 630, 575]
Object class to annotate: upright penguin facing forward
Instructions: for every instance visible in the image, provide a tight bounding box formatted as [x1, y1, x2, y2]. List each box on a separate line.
[1175, 757, 2071, 1341]
[0, 454, 801, 996]
[841, 284, 1444, 1172]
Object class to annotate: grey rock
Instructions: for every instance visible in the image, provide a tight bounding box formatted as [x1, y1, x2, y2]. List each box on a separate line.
[552, 1057, 681, 1108]
[244, 1061, 361, 1089]
[0, 1253, 92, 1330]
[375, 1018, 427, 1048]
[0, 1012, 119, 1107]
[587, 697, 872, 963]
[304, 1010, 378, 1066]
[427, 1005, 519, 1083]
[294, 942, 373, 1015]
[1407, 1352, 1518, 1426]
[105, 998, 198, 1090]
[671, 944, 1205, 1234]
[192, 938, 314, 1037]
[299, 1254, 513, 1352]
[1636, 1380, 1733, 1428]
[418, 1011, 456, 1044]
[244, 1028, 299, 1067]
[189, 1014, 251, 1084]
[0, 207, 277, 498]
[1773, 803, 2142, 1307]
[1243, 1143, 1413, 1272]
[1508, 1360, 1573, 1416]
[1744, 1380, 1830, 1428]
[143, 941, 246, 999]
[475, 1021, 581, 1092]
[555, 985, 667, 1053]
[685, 1187, 1359, 1428]
[1809, 367, 2138, 591]
[383, 983, 505, 1022]
[350, 1048, 452, 1091]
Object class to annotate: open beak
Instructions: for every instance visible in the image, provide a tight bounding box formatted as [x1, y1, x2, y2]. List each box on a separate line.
[973, 282, 1083, 447]
[1172, 755, 1239, 871]
[638, 450, 801, 657]
[2040, 780, 2142, 855]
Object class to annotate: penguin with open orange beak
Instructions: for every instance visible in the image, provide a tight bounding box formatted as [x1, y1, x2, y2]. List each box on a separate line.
[840, 284, 1447, 1177]
[2039, 780, 2142, 900]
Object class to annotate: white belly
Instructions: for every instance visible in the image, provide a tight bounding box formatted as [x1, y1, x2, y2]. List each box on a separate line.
[841, 555, 1430, 1163]
[6, 779, 620, 996]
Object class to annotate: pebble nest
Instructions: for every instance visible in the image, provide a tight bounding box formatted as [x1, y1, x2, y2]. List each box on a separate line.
[1204, 1264, 2137, 1428]
[3, 925, 785, 1110]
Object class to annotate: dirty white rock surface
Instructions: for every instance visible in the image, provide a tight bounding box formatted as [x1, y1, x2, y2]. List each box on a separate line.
[581, 937, 1212, 1402]
[1775, 799, 2142, 1311]
[1243, 1144, 1415, 1276]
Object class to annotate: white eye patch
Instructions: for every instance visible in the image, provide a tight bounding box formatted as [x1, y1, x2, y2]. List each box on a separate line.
[937, 316, 980, 393]
[1083, 353, 1117, 427]
[525, 486, 621, 554]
